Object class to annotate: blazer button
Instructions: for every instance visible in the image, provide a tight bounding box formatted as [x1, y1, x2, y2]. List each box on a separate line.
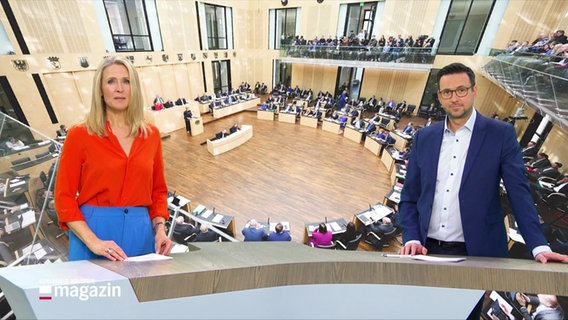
[124, 208, 129, 214]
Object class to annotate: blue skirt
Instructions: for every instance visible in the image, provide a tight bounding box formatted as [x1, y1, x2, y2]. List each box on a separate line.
[68, 205, 155, 261]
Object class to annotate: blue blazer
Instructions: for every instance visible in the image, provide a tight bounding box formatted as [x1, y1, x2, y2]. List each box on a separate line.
[399, 112, 547, 257]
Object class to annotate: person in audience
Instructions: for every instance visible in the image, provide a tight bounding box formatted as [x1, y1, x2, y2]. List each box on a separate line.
[352, 117, 365, 130]
[196, 223, 218, 242]
[532, 175, 568, 202]
[173, 216, 199, 244]
[514, 292, 565, 320]
[527, 153, 552, 170]
[424, 117, 433, 127]
[56, 124, 68, 138]
[522, 141, 538, 158]
[529, 162, 563, 181]
[307, 223, 332, 247]
[337, 221, 358, 245]
[242, 219, 267, 241]
[54, 56, 171, 261]
[267, 222, 291, 241]
[402, 122, 414, 135]
[6, 136, 25, 150]
[398, 147, 411, 161]
[365, 216, 396, 247]
[183, 107, 192, 134]
[229, 123, 240, 134]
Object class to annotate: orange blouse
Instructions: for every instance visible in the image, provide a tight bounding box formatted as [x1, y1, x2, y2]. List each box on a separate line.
[54, 122, 169, 230]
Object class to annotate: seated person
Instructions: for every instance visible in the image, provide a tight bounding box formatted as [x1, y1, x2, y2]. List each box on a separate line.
[352, 118, 365, 130]
[527, 153, 551, 170]
[528, 162, 563, 181]
[533, 174, 568, 202]
[173, 216, 199, 244]
[513, 292, 565, 320]
[398, 147, 411, 161]
[338, 116, 348, 128]
[229, 123, 240, 134]
[56, 124, 68, 138]
[215, 129, 228, 140]
[522, 141, 538, 158]
[6, 136, 25, 150]
[242, 219, 267, 241]
[365, 216, 396, 247]
[195, 223, 218, 242]
[330, 110, 339, 120]
[337, 221, 358, 245]
[267, 222, 292, 241]
[402, 122, 414, 135]
[175, 97, 188, 105]
[307, 223, 332, 247]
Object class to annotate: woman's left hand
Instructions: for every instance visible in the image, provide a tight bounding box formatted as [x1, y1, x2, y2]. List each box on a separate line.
[154, 226, 172, 255]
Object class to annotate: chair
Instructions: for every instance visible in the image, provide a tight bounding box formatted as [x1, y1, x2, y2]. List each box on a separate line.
[364, 227, 400, 250]
[11, 157, 30, 166]
[336, 233, 362, 250]
[417, 105, 430, 118]
[35, 151, 51, 159]
[538, 193, 568, 230]
[316, 243, 336, 249]
[404, 104, 416, 117]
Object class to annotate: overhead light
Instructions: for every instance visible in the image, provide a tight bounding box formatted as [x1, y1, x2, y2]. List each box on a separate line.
[281, 0, 288, 6]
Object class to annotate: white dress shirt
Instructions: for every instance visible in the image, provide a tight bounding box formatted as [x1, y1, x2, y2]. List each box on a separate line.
[427, 110, 477, 242]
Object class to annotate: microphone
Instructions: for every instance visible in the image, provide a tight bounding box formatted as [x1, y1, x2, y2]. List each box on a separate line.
[212, 207, 216, 215]
[325, 216, 328, 223]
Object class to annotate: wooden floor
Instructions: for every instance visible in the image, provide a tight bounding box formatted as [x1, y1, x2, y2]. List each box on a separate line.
[162, 106, 427, 251]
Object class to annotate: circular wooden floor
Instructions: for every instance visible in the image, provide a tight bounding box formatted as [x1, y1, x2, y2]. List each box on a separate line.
[161, 110, 402, 249]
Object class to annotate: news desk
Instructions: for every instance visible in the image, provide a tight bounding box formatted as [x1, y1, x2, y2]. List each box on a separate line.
[0, 242, 566, 319]
[206, 125, 253, 156]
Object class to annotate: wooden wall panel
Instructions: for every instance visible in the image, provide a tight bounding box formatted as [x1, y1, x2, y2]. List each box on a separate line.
[542, 126, 568, 168]
[43, 72, 88, 126]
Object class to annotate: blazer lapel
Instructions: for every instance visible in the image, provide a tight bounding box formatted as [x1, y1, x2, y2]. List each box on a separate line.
[461, 115, 487, 185]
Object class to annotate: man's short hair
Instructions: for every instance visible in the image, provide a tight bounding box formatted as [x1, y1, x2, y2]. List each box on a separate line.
[555, 162, 563, 168]
[275, 223, 284, 233]
[436, 63, 476, 88]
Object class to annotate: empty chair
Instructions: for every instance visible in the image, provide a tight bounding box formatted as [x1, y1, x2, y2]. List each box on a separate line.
[11, 157, 30, 166]
[417, 105, 430, 118]
[35, 151, 51, 159]
[404, 104, 416, 117]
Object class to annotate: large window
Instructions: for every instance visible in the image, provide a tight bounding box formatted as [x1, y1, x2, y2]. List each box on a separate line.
[204, 4, 233, 50]
[437, 0, 495, 55]
[269, 8, 299, 49]
[340, 2, 377, 42]
[103, 0, 156, 52]
[212, 60, 231, 94]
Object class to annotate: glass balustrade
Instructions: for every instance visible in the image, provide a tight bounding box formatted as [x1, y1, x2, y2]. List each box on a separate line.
[483, 50, 568, 128]
[280, 44, 436, 65]
[0, 113, 66, 267]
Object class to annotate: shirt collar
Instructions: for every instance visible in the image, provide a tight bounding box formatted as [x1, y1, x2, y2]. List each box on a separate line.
[444, 109, 477, 134]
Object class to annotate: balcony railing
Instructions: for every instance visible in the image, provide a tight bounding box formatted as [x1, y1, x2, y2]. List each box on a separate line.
[280, 44, 436, 65]
[483, 50, 568, 129]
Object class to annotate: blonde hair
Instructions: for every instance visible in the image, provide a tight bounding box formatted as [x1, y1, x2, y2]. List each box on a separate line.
[86, 56, 149, 138]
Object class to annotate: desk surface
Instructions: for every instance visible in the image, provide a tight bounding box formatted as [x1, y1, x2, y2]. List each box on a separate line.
[354, 203, 394, 226]
[305, 218, 347, 237]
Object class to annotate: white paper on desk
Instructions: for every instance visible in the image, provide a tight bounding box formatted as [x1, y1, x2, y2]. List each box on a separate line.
[201, 209, 213, 219]
[21, 210, 36, 228]
[411, 255, 465, 262]
[385, 254, 465, 263]
[508, 228, 525, 244]
[212, 214, 223, 223]
[329, 222, 341, 232]
[126, 253, 173, 262]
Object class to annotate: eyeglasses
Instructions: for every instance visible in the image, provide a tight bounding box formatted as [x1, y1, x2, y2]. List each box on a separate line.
[438, 85, 474, 99]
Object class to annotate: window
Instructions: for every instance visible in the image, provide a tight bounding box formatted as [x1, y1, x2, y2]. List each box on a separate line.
[269, 8, 299, 49]
[437, 0, 495, 55]
[212, 60, 231, 93]
[204, 4, 233, 50]
[340, 2, 378, 41]
[103, 0, 156, 52]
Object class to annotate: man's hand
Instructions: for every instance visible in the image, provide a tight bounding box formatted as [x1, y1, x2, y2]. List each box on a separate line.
[535, 251, 568, 263]
[398, 242, 428, 255]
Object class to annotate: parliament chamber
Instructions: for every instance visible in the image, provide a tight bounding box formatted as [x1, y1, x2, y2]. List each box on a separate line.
[1, 0, 568, 318]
